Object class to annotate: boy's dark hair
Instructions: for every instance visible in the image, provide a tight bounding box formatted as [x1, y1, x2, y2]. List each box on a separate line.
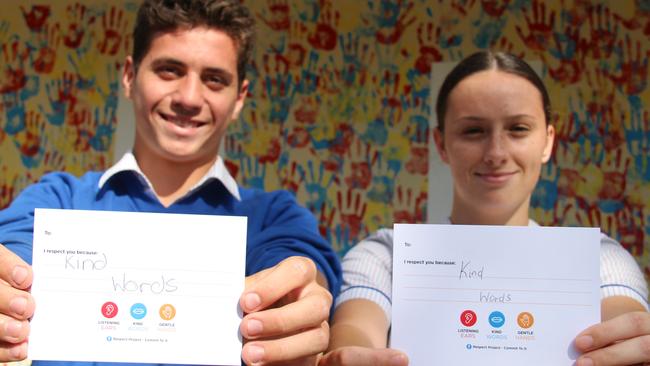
[132, 0, 255, 85]
[435, 51, 551, 131]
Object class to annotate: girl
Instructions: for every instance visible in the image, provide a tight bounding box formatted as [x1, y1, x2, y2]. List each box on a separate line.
[320, 51, 649, 366]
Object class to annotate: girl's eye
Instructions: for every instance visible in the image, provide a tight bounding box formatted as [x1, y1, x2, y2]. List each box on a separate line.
[462, 127, 484, 135]
[510, 125, 530, 135]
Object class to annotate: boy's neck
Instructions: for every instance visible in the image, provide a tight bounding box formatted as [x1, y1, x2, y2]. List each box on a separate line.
[134, 150, 217, 208]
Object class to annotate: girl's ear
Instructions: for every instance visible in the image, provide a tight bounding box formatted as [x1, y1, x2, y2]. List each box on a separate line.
[433, 127, 449, 164]
[541, 124, 555, 163]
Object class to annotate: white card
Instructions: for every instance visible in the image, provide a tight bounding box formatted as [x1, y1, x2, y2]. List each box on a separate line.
[391, 224, 600, 365]
[29, 208, 247, 365]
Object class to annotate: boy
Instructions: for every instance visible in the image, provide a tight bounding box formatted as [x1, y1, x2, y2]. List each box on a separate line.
[0, 1, 341, 365]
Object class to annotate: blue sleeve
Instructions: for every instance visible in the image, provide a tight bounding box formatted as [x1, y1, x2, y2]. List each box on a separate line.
[0, 173, 75, 264]
[245, 190, 342, 299]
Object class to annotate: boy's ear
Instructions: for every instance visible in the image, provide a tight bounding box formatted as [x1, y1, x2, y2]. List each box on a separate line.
[230, 79, 249, 121]
[122, 56, 135, 99]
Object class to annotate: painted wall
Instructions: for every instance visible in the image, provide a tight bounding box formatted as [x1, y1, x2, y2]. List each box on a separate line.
[1, 0, 649, 282]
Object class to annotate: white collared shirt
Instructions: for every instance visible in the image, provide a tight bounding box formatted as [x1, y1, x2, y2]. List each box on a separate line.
[98, 152, 241, 203]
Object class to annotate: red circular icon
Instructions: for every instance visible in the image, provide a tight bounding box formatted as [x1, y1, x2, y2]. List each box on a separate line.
[101, 301, 118, 318]
[460, 310, 477, 327]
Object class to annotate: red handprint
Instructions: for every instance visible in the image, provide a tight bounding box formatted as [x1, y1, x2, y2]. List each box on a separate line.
[63, 3, 95, 49]
[293, 96, 319, 125]
[286, 126, 311, 148]
[344, 139, 378, 190]
[543, 26, 585, 85]
[373, 0, 415, 45]
[560, 0, 591, 27]
[13, 111, 45, 160]
[405, 146, 428, 175]
[414, 23, 443, 75]
[0, 182, 14, 210]
[337, 189, 367, 239]
[317, 58, 340, 95]
[0, 36, 29, 94]
[285, 21, 309, 67]
[42, 150, 66, 173]
[393, 186, 426, 223]
[307, 1, 339, 51]
[481, 0, 511, 18]
[515, 0, 556, 52]
[33, 23, 61, 74]
[450, 0, 478, 16]
[557, 167, 583, 198]
[615, 204, 645, 256]
[71, 108, 94, 151]
[375, 69, 404, 125]
[97, 7, 128, 56]
[605, 36, 649, 95]
[280, 161, 303, 194]
[257, 0, 290, 31]
[587, 4, 617, 59]
[598, 149, 629, 201]
[318, 202, 336, 241]
[20, 5, 51, 32]
[330, 122, 354, 156]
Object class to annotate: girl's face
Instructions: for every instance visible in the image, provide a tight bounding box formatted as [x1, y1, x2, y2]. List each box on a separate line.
[434, 69, 554, 222]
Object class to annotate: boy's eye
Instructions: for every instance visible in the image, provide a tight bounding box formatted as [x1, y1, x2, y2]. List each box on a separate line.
[205, 76, 225, 88]
[203, 73, 231, 90]
[156, 66, 182, 79]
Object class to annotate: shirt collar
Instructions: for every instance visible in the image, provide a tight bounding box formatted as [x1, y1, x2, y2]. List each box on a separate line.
[98, 151, 241, 201]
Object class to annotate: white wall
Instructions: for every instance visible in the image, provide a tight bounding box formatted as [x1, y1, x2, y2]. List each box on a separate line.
[113, 83, 134, 163]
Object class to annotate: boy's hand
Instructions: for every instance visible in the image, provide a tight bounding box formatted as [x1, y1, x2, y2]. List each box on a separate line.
[240, 256, 332, 365]
[0, 245, 35, 361]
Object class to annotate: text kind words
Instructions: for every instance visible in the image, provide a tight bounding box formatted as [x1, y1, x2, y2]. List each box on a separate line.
[64, 252, 178, 294]
[459, 260, 512, 303]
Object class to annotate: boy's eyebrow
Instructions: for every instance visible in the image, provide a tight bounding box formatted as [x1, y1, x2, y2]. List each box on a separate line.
[150, 57, 186, 68]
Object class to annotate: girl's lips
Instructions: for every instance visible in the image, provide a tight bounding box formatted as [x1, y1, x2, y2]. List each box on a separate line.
[475, 171, 516, 184]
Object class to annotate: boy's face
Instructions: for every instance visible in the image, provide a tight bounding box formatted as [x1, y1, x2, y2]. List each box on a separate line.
[122, 27, 248, 167]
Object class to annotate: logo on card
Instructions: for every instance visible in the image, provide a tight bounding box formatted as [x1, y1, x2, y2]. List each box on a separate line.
[488, 311, 505, 328]
[159, 304, 176, 321]
[517, 312, 534, 329]
[101, 302, 118, 318]
[460, 310, 477, 327]
[130, 303, 147, 320]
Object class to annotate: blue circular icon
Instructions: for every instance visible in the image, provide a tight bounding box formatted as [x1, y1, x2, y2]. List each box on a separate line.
[106, 336, 112, 342]
[488, 311, 505, 328]
[130, 303, 147, 320]
[466, 344, 472, 350]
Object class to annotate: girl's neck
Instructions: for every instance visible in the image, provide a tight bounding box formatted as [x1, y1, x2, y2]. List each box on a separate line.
[449, 195, 531, 226]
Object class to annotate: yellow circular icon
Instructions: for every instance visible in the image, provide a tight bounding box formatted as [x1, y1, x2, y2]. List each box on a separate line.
[159, 304, 176, 321]
[517, 312, 534, 329]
